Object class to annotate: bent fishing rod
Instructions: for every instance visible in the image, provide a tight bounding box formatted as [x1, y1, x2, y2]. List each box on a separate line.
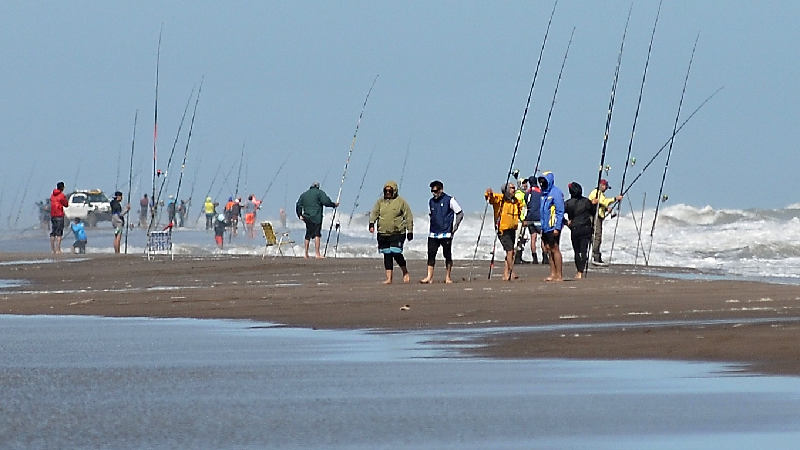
[124, 110, 138, 254]
[585, 3, 632, 278]
[173, 77, 204, 221]
[608, 0, 662, 263]
[323, 74, 379, 257]
[479, 0, 558, 281]
[151, 24, 163, 234]
[607, 85, 723, 204]
[258, 154, 290, 204]
[647, 33, 700, 264]
[347, 147, 374, 227]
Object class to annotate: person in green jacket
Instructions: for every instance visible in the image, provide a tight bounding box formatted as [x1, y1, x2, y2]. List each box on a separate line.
[296, 181, 338, 259]
[369, 180, 414, 284]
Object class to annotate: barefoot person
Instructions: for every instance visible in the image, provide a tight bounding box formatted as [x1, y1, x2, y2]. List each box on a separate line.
[49, 181, 69, 254]
[485, 182, 523, 281]
[538, 171, 565, 282]
[369, 181, 413, 284]
[420, 180, 463, 284]
[110, 191, 130, 254]
[565, 182, 594, 279]
[296, 181, 338, 259]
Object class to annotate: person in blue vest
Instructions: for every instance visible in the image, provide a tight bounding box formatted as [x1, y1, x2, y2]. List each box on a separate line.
[523, 175, 548, 265]
[419, 180, 464, 284]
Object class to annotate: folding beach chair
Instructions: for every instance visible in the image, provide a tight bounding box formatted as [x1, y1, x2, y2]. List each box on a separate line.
[146, 229, 173, 260]
[261, 221, 295, 259]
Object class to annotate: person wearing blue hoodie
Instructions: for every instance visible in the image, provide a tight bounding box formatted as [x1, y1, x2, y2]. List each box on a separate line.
[537, 171, 565, 282]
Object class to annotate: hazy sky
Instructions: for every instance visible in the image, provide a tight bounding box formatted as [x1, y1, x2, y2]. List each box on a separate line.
[2, 0, 797, 223]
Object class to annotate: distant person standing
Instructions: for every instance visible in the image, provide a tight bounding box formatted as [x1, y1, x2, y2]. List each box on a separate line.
[420, 180, 463, 284]
[229, 197, 242, 236]
[588, 179, 623, 266]
[523, 175, 546, 265]
[166, 196, 176, 227]
[110, 191, 130, 254]
[296, 182, 338, 259]
[564, 182, 594, 279]
[213, 213, 227, 249]
[485, 182, 523, 281]
[204, 196, 216, 230]
[70, 217, 88, 254]
[49, 181, 69, 254]
[177, 200, 187, 227]
[369, 181, 414, 284]
[244, 194, 261, 239]
[139, 194, 149, 228]
[538, 171, 565, 282]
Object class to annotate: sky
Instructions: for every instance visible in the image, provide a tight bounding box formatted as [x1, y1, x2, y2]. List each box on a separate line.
[2, 0, 798, 225]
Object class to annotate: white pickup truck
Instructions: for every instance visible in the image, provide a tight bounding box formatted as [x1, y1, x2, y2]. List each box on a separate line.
[63, 189, 112, 227]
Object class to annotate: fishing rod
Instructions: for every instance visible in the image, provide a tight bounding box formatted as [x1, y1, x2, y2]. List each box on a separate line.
[230, 141, 245, 241]
[149, 86, 195, 233]
[532, 27, 574, 179]
[585, 4, 632, 277]
[115, 148, 122, 191]
[184, 155, 201, 223]
[173, 77, 203, 226]
[12, 164, 35, 229]
[398, 140, 410, 189]
[477, 0, 557, 281]
[608, 85, 723, 201]
[347, 147, 374, 227]
[151, 24, 162, 235]
[124, 110, 138, 254]
[323, 74, 379, 257]
[608, 0, 662, 264]
[259, 154, 290, 203]
[647, 33, 700, 264]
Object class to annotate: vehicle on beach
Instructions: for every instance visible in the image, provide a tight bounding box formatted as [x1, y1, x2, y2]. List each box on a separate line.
[63, 189, 111, 227]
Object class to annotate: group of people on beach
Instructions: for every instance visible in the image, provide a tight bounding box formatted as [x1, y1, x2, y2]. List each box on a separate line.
[48, 181, 131, 255]
[486, 171, 623, 282]
[296, 172, 622, 284]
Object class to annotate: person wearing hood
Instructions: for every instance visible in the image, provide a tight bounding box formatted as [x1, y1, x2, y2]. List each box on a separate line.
[420, 180, 464, 284]
[369, 181, 414, 284]
[213, 213, 227, 249]
[139, 194, 149, 228]
[49, 181, 69, 254]
[523, 175, 547, 265]
[296, 181, 338, 259]
[537, 171, 565, 282]
[565, 182, 595, 279]
[485, 181, 523, 281]
[588, 178, 623, 266]
[204, 196, 217, 230]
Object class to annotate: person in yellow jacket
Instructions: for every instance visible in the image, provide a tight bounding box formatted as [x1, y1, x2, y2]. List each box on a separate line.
[587, 179, 623, 265]
[485, 182, 523, 281]
[204, 196, 218, 230]
[513, 177, 529, 264]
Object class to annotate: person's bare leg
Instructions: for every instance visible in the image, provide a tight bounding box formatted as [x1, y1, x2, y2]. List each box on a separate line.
[444, 264, 454, 284]
[504, 250, 515, 280]
[304, 239, 310, 259]
[401, 265, 410, 283]
[55, 236, 63, 254]
[314, 236, 323, 259]
[50, 236, 56, 254]
[114, 235, 121, 254]
[575, 271, 583, 279]
[551, 244, 563, 282]
[420, 265, 434, 284]
[383, 269, 393, 284]
[543, 245, 554, 281]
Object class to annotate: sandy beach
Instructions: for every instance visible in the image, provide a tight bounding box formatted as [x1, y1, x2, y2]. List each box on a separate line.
[2, 253, 799, 375]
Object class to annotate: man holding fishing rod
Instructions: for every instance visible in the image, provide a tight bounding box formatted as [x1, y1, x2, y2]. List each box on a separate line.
[296, 182, 338, 259]
[588, 179, 623, 266]
[485, 182, 523, 281]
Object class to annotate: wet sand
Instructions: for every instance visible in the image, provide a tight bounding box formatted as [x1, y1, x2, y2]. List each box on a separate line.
[2, 253, 799, 375]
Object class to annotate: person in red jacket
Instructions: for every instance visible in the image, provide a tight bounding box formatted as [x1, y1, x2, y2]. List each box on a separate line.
[49, 181, 69, 254]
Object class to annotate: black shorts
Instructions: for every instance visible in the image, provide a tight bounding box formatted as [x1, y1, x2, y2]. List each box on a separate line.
[377, 233, 405, 254]
[526, 221, 541, 234]
[541, 230, 561, 246]
[50, 217, 65, 237]
[304, 221, 322, 240]
[498, 229, 516, 252]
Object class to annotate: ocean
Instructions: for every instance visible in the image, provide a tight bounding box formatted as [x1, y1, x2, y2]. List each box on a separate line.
[5, 203, 800, 284]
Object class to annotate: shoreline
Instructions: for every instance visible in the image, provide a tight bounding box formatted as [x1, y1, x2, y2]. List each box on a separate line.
[2, 253, 799, 376]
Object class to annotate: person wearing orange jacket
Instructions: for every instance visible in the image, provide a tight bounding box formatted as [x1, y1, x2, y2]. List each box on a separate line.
[485, 182, 523, 281]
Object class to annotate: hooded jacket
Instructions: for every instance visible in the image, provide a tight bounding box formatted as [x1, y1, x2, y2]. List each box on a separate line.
[204, 197, 216, 215]
[538, 171, 564, 233]
[296, 185, 336, 224]
[564, 182, 594, 238]
[369, 181, 413, 235]
[50, 188, 68, 217]
[485, 187, 522, 232]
